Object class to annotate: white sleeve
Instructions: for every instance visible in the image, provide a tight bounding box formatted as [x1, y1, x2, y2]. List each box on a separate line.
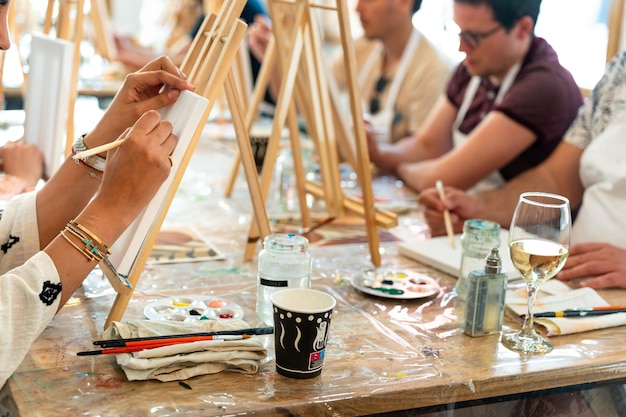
[0, 193, 62, 388]
[0, 192, 41, 272]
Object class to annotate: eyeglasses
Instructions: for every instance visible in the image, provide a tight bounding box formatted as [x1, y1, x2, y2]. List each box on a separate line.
[459, 25, 502, 49]
[369, 76, 389, 114]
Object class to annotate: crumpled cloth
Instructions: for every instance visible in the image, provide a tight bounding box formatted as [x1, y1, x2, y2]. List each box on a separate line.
[104, 319, 267, 382]
[506, 280, 626, 336]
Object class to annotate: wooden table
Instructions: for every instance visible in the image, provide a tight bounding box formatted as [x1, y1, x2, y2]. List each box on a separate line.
[2, 126, 626, 416]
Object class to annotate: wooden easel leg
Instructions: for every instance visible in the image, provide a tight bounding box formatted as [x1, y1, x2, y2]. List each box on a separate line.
[286, 104, 311, 229]
[224, 35, 277, 197]
[224, 70, 272, 240]
[243, 1, 308, 260]
[334, 0, 381, 266]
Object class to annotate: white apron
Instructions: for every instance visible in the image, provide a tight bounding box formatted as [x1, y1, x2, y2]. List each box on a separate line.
[359, 29, 421, 144]
[571, 114, 626, 249]
[452, 62, 521, 193]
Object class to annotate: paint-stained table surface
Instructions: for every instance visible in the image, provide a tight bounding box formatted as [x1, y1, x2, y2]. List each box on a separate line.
[3, 126, 626, 417]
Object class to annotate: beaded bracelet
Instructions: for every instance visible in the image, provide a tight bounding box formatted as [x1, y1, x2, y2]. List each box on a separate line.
[64, 226, 106, 262]
[60, 230, 99, 261]
[62, 221, 111, 262]
[68, 221, 110, 254]
[72, 133, 106, 172]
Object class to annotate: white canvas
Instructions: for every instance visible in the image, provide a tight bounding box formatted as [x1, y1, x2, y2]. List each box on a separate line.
[106, 90, 209, 278]
[23, 33, 74, 177]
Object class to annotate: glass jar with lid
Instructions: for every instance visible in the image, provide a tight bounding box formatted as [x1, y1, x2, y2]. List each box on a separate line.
[255, 233, 312, 325]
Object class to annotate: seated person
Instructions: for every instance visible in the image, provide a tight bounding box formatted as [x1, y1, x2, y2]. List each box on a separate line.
[0, 31, 195, 388]
[113, 0, 204, 70]
[418, 50, 626, 290]
[115, 0, 268, 86]
[330, 0, 452, 144]
[0, 141, 43, 199]
[367, 0, 583, 193]
[248, 0, 451, 145]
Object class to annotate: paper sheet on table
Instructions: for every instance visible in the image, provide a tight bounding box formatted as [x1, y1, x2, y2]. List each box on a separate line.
[506, 280, 626, 336]
[104, 319, 267, 382]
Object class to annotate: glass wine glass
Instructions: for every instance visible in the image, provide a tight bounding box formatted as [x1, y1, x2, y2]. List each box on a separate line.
[501, 192, 571, 354]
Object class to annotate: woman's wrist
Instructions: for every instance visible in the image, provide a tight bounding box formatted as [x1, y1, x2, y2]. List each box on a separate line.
[72, 133, 107, 171]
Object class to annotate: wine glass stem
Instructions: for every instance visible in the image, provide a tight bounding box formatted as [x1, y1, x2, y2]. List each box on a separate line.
[521, 281, 540, 337]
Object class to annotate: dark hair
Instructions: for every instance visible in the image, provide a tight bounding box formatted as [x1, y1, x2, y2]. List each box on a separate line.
[412, 0, 423, 15]
[453, 0, 541, 29]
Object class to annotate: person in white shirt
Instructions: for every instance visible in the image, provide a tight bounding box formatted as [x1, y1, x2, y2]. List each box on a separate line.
[0, 0, 196, 387]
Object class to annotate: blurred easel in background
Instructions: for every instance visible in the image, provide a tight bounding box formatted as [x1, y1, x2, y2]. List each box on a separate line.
[104, 0, 257, 328]
[224, 0, 397, 267]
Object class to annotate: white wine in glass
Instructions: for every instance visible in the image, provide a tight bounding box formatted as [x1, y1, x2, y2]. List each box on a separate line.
[501, 192, 570, 354]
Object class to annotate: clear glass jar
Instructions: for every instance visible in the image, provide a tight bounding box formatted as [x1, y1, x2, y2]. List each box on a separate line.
[455, 219, 501, 303]
[255, 233, 312, 325]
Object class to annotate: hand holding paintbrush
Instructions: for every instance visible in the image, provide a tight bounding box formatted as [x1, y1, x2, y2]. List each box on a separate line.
[435, 180, 455, 248]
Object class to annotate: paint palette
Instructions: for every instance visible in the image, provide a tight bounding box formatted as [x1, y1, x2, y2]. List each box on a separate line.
[350, 270, 440, 300]
[143, 295, 244, 322]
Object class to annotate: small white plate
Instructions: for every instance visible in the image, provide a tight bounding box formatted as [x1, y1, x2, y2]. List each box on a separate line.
[143, 295, 244, 323]
[350, 269, 440, 300]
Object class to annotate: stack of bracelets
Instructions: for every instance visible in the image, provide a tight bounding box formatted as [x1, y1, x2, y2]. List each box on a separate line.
[61, 220, 111, 263]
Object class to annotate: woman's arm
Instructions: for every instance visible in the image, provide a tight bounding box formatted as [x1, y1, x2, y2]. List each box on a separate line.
[36, 56, 194, 248]
[43, 111, 177, 307]
[398, 109, 536, 192]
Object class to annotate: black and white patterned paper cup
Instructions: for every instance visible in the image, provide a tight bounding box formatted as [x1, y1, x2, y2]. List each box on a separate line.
[271, 288, 336, 379]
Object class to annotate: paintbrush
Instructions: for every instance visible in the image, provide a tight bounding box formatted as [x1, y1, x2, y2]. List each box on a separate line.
[435, 180, 455, 248]
[78, 335, 250, 356]
[533, 306, 626, 318]
[92, 326, 274, 348]
[72, 136, 125, 160]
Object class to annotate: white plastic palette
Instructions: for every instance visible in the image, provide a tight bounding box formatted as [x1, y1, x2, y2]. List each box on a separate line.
[143, 295, 244, 322]
[351, 269, 440, 300]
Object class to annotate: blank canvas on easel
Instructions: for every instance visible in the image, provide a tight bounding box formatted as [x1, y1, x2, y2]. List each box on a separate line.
[103, 90, 209, 281]
[23, 33, 74, 178]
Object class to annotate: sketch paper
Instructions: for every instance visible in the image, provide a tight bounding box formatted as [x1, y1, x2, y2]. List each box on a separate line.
[398, 230, 521, 280]
[107, 90, 209, 277]
[23, 34, 74, 177]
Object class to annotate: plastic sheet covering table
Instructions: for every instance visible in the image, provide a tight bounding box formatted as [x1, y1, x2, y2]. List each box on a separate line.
[2, 123, 626, 417]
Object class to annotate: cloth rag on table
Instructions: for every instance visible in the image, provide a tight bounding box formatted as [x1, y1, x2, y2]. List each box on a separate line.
[104, 319, 267, 382]
[506, 280, 626, 336]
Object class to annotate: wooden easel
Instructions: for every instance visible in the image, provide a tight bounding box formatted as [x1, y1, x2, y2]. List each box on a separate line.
[41, 0, 85, 157]
[228, 0, 397, 267]
[183, 0, 272, 248]
[103, 0, 257, 328]
[607, 0, 625, 62]
[40, 0, 117, 153]
[203, 0, 255, 119]
[87, 0, 117, 62]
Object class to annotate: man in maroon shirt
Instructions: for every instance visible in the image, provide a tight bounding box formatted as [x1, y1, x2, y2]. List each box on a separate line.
[367, 0, 582, 193]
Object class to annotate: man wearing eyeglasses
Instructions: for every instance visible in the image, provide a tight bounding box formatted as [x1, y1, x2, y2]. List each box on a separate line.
[329, 0, 452, 145]
[368, 0, 583, 193]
